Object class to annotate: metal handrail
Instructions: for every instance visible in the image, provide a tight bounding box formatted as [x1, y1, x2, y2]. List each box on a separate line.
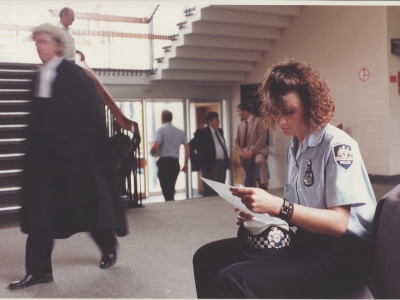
[79, 56, 142, 207]
[79, 59, 140, 142]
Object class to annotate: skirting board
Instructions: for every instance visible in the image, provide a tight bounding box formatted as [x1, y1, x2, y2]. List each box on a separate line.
[368, 174, 400, 185]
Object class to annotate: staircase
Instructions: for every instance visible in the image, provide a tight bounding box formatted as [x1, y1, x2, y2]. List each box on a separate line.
[0, 62, 37, 216]
[151, 5, 301, 84]
[0, 61, 142, 220]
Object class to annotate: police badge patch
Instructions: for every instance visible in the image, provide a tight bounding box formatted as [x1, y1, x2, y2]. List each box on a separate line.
[333, 144, 353, 170]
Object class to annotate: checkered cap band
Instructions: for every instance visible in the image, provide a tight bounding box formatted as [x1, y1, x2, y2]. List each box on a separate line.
[245, 231, 291, 250]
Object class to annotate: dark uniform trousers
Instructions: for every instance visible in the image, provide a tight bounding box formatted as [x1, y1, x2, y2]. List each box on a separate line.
[26, 229, 116, 276]
[157, 157, 180, 201]
[193, 229, 369, 299]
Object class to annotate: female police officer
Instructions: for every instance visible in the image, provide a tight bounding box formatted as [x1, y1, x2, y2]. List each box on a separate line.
[192, 59, 376, 298]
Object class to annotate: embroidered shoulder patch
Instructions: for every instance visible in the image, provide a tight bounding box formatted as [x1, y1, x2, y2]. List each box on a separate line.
[333, 144, 353, 170]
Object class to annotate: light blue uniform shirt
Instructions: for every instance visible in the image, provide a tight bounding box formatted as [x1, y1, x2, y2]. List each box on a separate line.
[154, 122, 187, 158]
[284, 123, 376, 241]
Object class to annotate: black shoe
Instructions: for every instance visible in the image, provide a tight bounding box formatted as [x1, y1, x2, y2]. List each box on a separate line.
[8, 274, 53, 290]
[100, 252, 117, 269]
[259, 183, 268, 191]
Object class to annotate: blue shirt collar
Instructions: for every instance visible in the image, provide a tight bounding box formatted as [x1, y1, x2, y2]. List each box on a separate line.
[290, 124, 329, 157]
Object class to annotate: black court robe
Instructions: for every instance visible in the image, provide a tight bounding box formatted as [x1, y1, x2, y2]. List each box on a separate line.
[19, 59, 127, 239]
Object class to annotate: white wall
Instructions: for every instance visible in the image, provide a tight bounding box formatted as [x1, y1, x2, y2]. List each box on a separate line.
[387, 6, 400, 175]
[104, 83, 231, 100]
[232, 5, 392, 188]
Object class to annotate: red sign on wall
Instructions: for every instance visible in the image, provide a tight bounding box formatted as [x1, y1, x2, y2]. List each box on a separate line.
[359, 68, 369, 81]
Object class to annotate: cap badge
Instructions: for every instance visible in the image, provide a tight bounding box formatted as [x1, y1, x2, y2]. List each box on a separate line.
[268, 227, 285, 249]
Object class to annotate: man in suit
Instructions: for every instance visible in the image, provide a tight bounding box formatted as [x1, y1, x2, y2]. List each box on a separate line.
[8, 23, 127, 290]
[234, 102, 269, 189]
[190, 111, 229, 197]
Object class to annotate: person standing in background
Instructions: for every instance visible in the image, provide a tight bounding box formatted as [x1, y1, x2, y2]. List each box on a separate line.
[150, 110, 189, 201]
[234, 102, 269, 190]
[190, 111, 229, 197]
[57, 7, 84, 62]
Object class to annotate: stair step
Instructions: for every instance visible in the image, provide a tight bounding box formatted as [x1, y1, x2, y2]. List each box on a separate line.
[0, 68, 37, 80]
[0, 112, 29, 125]
[0, 79, 33, 89]
[0, 62, 38, 71]
[0, 100, 30, 112]
[0, 153, 24, 169]
[0, 205, 21, 216]
[0, 138, 26, 154]
[0, 125, 28, 139]
[0, 169, 23, 175]
[0, 138, 26, 144]
[0, 169, 23, 188]
[0, 112, 29, 117]
[0, 124, 28, 129]
[0, 187, 21, 207]
[0, 89, 31, 100]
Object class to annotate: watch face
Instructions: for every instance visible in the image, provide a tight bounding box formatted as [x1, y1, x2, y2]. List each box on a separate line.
[268, 227, 285, 248]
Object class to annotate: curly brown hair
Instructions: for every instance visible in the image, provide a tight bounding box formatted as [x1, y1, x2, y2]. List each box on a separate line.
[258, 59, 335, 134]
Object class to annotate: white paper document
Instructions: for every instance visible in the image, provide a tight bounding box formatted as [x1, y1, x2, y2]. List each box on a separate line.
[201, 177, 285, 224]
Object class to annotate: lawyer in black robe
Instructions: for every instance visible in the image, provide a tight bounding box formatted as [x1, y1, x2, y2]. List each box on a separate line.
[20, 59, 127, 239]
[8, 23, 127, 290]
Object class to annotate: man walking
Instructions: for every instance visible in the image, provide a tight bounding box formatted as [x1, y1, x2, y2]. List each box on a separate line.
[58, 7, 84, 62]
[190, 111, 229, 197]
[8, 23, 127, 290]
[150, 110, 189, 201]
[234, 102, 269, 189]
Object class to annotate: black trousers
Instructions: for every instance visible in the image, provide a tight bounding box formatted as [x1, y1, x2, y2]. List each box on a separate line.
[193, 229, 369, 299]
[200, 160, 227, 197]
[25, 229, 116, 276]
[157, 157, 180, 201]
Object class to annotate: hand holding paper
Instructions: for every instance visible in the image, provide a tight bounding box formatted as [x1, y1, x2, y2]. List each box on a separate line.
[201, 177, 287, 227]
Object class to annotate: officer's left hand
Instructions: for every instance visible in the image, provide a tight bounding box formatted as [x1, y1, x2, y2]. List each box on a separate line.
[234, 207, 253, 225]
[230, 186, 281, 216]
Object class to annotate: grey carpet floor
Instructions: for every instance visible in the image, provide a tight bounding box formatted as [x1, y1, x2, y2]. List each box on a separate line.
[0, 195, 241, 298]
[0, 184, 394, 298]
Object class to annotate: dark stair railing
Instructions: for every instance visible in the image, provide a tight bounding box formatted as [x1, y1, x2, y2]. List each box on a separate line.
[80, 59, 142, 208]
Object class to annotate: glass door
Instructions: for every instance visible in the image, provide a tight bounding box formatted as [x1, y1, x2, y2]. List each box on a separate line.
[117, 98, 230, 202]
